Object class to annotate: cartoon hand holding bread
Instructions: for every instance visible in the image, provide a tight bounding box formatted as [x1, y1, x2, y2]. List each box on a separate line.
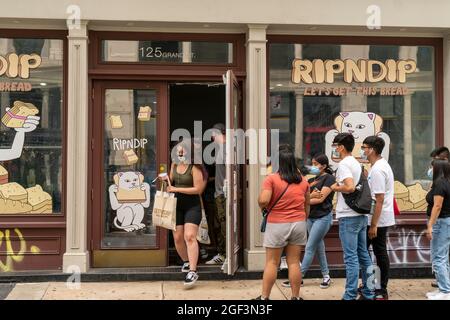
[0, 101, 40, 161]
[3, 101, 40, 133]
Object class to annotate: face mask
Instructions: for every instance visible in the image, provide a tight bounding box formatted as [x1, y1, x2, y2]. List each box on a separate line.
[360, 149, 368, 161]
[332, 146, 340, 159]
[309, 166, 321, 176]
[427, 167, 433, 179]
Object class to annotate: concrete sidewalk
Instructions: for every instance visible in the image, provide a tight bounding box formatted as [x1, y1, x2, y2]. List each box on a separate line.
[3, 278, 435, 300]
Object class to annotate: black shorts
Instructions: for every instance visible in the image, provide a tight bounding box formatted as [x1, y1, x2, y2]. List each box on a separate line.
[175, 193, 202, 226]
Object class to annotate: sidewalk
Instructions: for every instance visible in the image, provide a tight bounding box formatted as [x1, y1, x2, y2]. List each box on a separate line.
[3, 278, 435, 300]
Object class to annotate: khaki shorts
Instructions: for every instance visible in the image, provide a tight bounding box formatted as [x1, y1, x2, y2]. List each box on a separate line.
[263, 221, 307, 248]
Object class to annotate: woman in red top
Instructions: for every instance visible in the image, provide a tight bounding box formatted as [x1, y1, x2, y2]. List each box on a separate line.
[255, 145, 310, 300]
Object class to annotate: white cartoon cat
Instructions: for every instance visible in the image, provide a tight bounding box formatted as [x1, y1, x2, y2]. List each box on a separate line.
[325, 112, 391, 170]
[109, 171, 150, 232]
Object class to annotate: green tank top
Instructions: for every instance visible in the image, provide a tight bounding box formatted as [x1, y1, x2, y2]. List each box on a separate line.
[173, 164, 194, 188]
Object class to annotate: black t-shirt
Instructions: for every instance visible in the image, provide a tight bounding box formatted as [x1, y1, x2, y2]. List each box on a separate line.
[308, 173, 336, 219]
[426, 178, 450, 218]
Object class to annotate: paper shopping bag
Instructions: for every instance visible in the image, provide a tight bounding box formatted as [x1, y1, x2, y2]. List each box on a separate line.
[197, 197, 211, 245]
[152, 184, 177, 231]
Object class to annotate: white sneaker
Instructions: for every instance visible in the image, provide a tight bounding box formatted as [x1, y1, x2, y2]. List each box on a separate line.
[279, 256, 288, 271]
[426, 289, 441, 298]
[184, 271, 199, 287]
[205, 254, 225, 265]
[428, 292, 450, 300]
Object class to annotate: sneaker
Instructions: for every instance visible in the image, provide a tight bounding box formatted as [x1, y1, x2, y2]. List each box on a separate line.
[428, 292, 450, 300]
[431, 281, 439, 288]
[357, 294, 373, 301]
[291, 296, 304, 300]
[320, 276, 331, 289]
[279, 256, 288, 270]
[281, 280, 303, 288]
[426, 289, 441, 298]
[200, 248, 208, 259]
[181, 262, 190, 273]
[252, 295, 270, 300]
[184, 271, 199, 286]
[374, 290, 389, 300]
[206, 254, 225, 265]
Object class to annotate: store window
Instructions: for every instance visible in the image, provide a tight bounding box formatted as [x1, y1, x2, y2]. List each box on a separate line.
[0, 38, 63, 215]
[269, 42, 437, 212]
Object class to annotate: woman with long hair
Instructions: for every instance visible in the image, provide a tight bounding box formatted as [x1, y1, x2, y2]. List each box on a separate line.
[425, 159, 450, 300]
[255, 144, 310, 300]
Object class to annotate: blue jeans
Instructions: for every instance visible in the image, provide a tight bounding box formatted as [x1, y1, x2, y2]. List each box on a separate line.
[339, 215, 374, 300]
[431, 217, 450, 293]
[301, 213, 332, 277]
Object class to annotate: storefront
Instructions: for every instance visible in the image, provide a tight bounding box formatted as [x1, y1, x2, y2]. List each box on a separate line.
[0, 29, 67, 271]
[1, 0, 450, 275]
[88, 31, 246, 271]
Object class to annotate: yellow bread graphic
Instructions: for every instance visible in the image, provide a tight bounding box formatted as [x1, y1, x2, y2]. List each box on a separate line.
[394, 181, 409, 200]
[116, 188, 146, 203]
[138, 106, 152, 121]
[0, 182, 27, 203]
[109, 115, 123, 129]
[26, 185, 53, 212]
[396, 198, 414, 211]
[407, 182, 428, 209]
[0, 165, 8, 184]
[0, 198, 32, 214]
[2, 100, 39, 128]
[123, 149, 139, 165]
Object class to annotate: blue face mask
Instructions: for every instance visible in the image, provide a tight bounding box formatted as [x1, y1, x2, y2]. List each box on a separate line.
[427, 167, 433, 179]
[309, 166, 321, 176]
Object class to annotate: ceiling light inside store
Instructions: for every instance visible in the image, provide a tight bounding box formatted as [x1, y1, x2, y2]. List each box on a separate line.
[309, 26, 318, 30]
[40, 83, 47, 86]
[276, 83, 283, 87]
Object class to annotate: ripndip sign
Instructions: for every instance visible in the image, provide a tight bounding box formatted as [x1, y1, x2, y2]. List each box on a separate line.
[0, 53, 42, 92]
[291, 59, 417, 84]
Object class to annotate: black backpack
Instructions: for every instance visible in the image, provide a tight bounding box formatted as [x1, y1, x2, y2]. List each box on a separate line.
[342, 166, 373, 214]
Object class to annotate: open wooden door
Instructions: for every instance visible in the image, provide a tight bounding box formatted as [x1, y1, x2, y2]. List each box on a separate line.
[223, 70, 242, 275]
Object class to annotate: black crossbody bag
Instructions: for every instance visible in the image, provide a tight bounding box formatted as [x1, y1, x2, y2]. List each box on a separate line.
[260, 184, 290, 232]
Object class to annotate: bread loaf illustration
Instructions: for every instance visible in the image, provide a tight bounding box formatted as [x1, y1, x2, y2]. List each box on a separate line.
[109, 115, 123, 129]
[26, 185, 52, 213]
[138, 106, 152, 121]
[394, 181, 409, 200]
[2, 101, 39, 128]
[408, 182, 428, 209]
[123, 149, 139, 165]
[0, 198, 32, 214]
[0, 182, 28, 203]
[0, 165, 8, 185]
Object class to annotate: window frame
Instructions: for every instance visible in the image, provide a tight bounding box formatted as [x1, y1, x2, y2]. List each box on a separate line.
[266, 35, 444, 216]
[0, 29, 67, 219]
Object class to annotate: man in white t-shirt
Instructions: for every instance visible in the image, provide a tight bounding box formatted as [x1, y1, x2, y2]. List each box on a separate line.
[361, 136, 395, 300]
[330, 133, 374, 300]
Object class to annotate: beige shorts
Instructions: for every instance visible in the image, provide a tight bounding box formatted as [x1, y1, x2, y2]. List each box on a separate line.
[263, 221, 307, 248]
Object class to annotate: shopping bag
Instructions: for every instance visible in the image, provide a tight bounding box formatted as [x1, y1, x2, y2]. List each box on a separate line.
[197, 197, 211, 244]
[152, 181, 177, 231]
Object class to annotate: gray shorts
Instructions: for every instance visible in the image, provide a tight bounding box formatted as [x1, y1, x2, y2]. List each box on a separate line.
[263, 221, 307, 248]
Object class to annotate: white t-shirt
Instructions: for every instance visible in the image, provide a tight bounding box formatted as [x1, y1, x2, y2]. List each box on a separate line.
[367, 158, 396, 227]
[335, 156, 363, 219]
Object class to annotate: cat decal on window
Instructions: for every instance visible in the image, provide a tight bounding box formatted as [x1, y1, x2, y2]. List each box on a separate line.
[325, 111, 391, 170]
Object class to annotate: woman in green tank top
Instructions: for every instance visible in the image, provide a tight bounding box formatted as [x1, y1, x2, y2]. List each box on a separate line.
[163, 139, 205, 287]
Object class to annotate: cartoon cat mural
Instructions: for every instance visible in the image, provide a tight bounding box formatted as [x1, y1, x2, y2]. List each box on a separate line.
[325, 111, 391, 170]
[109, 171, 151, 232]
